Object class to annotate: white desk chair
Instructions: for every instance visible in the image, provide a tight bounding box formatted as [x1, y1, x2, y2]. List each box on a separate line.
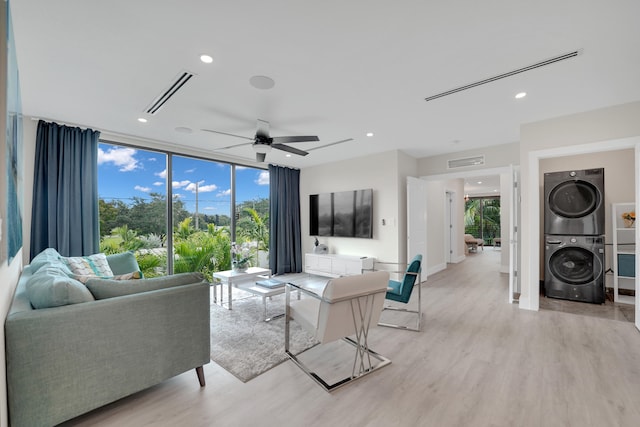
[284, 271, 391, 391]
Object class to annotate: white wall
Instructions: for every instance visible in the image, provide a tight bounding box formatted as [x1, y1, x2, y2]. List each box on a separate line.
[300, 150, 417, 264]
[417, 141, 519, 175]
[519, 101, 640, 310]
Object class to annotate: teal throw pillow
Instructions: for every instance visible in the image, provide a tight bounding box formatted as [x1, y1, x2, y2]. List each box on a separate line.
[85, 272, 205, 300]
[29, 248, 63, 273]
[64, 252, 115, 282]
[25, 265, 95, 309]
[106, 251, 142, 276]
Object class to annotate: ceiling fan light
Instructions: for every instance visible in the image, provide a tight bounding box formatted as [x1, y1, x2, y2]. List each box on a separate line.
[253, 144, 272, 154]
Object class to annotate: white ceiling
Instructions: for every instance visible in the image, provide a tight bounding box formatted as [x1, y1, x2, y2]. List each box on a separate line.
[10, 1, 640, 169]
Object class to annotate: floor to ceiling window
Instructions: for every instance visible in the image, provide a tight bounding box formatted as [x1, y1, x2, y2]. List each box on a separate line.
[98, 143, 168, 276]
[464, 196, 501, 246]
[97, 142, 269, 281]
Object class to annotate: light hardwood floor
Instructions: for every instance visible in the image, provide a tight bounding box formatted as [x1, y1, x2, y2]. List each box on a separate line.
[61, 250, 640, 427]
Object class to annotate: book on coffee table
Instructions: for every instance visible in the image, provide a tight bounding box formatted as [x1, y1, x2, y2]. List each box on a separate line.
[256, 278, 285, 289]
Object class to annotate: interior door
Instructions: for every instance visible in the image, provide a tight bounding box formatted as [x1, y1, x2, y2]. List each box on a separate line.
[508, 165, 520, 303]
[446, 191, 455, 263]
[407, 177, 428, 267]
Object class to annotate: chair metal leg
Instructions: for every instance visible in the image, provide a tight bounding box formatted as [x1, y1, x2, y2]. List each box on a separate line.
[378, 278, 422, 332]
[285, 293, 391, 392]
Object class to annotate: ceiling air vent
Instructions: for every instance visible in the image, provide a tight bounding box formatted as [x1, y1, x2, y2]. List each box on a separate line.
[144, 70, 196, 115]
[425, 50, 582, 102]
[448, 155, 485, 169]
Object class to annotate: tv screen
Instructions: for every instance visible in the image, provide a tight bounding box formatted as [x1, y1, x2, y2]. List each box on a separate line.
[310, 189, 373, 238]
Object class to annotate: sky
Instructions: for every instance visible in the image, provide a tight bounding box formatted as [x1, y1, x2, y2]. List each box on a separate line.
[97, 143, 269, 215]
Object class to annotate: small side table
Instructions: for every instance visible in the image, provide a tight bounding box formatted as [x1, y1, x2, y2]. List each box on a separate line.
[212, 267, 271, 310]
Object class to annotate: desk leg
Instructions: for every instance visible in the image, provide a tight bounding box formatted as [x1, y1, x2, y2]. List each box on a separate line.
[227, 281, 233, 310]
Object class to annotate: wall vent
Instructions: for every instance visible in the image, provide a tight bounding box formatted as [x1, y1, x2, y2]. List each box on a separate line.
[144, 70, 196, 115]
[425, 50, 582, 102]
[447, 155, 485, 169]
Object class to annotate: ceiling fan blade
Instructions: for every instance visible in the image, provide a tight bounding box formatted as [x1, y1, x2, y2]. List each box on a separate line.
[271, 135, 320, 144]
[256, 152, 267, 162]
[307, 138, 354, 152]
[272, 143, 309, 156]
[256, 119, 270, 139]
[201, 128, 254, 141]
[212, 142, 254, 151]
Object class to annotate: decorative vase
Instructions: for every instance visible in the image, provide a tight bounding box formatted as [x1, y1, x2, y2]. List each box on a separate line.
[232, 263, 248, 273]
[623, 218, 635, 228]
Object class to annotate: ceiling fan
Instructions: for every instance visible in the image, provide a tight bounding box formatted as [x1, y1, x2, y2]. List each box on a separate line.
[202, 119, 320, 162]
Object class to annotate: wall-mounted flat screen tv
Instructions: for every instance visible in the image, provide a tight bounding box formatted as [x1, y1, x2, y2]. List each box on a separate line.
[310, 188, 373, 238]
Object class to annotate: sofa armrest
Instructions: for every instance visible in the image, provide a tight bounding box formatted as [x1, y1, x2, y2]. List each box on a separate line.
[5, 281, 210, 427]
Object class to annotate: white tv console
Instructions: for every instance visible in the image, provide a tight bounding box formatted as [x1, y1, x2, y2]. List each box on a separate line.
[305, 253, 375, 278]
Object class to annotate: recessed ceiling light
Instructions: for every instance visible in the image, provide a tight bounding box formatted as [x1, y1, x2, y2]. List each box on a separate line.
[200, 54, 213, 64]
[366, 132, 374, 137]
[285, 154, 292, 157]
[477, 181, 482, 184]
[137, 118, 147, 123]
[493, 189, 498, 192]
[515, 92, 527, 99]
[249, 75, 275, 90]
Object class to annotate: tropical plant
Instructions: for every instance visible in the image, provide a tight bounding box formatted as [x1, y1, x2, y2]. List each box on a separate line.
[237, 207, 269, 266]
[464, 197, 501, 244]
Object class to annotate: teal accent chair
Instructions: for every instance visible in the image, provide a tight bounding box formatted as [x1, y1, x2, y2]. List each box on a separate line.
[378, 254, 423, 331]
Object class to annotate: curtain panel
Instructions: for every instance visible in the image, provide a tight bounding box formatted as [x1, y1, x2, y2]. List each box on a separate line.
[30, 120, 100, 259]
[268, 164, 302, 274]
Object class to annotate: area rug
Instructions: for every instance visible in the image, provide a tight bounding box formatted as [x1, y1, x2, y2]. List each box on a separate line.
[210, 289, 318, 383]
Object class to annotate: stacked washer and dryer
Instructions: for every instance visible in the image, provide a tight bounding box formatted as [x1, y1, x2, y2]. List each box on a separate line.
[544, 168, 606, 304]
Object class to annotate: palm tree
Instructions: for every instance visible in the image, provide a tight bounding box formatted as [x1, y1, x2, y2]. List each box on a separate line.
[464, 197, 501, 244]
[237, 207, 269, 266]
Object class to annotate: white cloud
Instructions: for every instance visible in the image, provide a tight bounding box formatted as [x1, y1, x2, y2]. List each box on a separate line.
[153, 181, 164, 186]
[134, 185, 151, 192]
[204, 206, 217, 211]
[185, 168, 196, 173]
[217, 189, 231, 197]
[256, 170, 270, 185]
[185, 182, 217, 193]
[155, 169, 167, 179]
[148, 157, 157, 162]
[172, 180, 191, 189]
[98, 146, 139, 172]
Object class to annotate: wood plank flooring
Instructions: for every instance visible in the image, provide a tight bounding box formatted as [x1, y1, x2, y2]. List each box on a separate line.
[61, 250, 640, 427]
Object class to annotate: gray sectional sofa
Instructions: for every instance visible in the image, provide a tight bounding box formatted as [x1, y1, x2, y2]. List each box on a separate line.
[5, 249, 211, 427]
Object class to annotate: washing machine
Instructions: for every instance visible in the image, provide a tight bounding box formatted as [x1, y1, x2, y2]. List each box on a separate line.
[544, 235, 605, 304]
[544, 168, 604, 235]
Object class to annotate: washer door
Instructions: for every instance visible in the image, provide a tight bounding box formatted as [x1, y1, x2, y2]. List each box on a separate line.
[548, 180, 600, 219]
[548, 246, 601, 285]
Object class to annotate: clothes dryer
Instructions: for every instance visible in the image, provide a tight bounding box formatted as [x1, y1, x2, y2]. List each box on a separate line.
[544, 168, 604, 235]
[544, 235, 605, 304]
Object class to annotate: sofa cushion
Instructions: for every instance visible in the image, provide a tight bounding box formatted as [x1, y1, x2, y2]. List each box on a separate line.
[85, 272, 205, 300]
[25, 265, 95, 309]
[64, 253, 114, 280]
[106, 251, 142, 276]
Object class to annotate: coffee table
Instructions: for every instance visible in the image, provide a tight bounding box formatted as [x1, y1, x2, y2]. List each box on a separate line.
[212, 267, 271, 310]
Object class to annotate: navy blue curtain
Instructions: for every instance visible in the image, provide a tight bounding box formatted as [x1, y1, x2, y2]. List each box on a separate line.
[269, 164, 302, 274]
[30, 120, 100, 259]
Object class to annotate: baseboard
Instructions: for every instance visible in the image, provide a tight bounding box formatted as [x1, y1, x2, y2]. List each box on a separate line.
[427, 263, 447, 277]
[449, 254, 466, 264]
